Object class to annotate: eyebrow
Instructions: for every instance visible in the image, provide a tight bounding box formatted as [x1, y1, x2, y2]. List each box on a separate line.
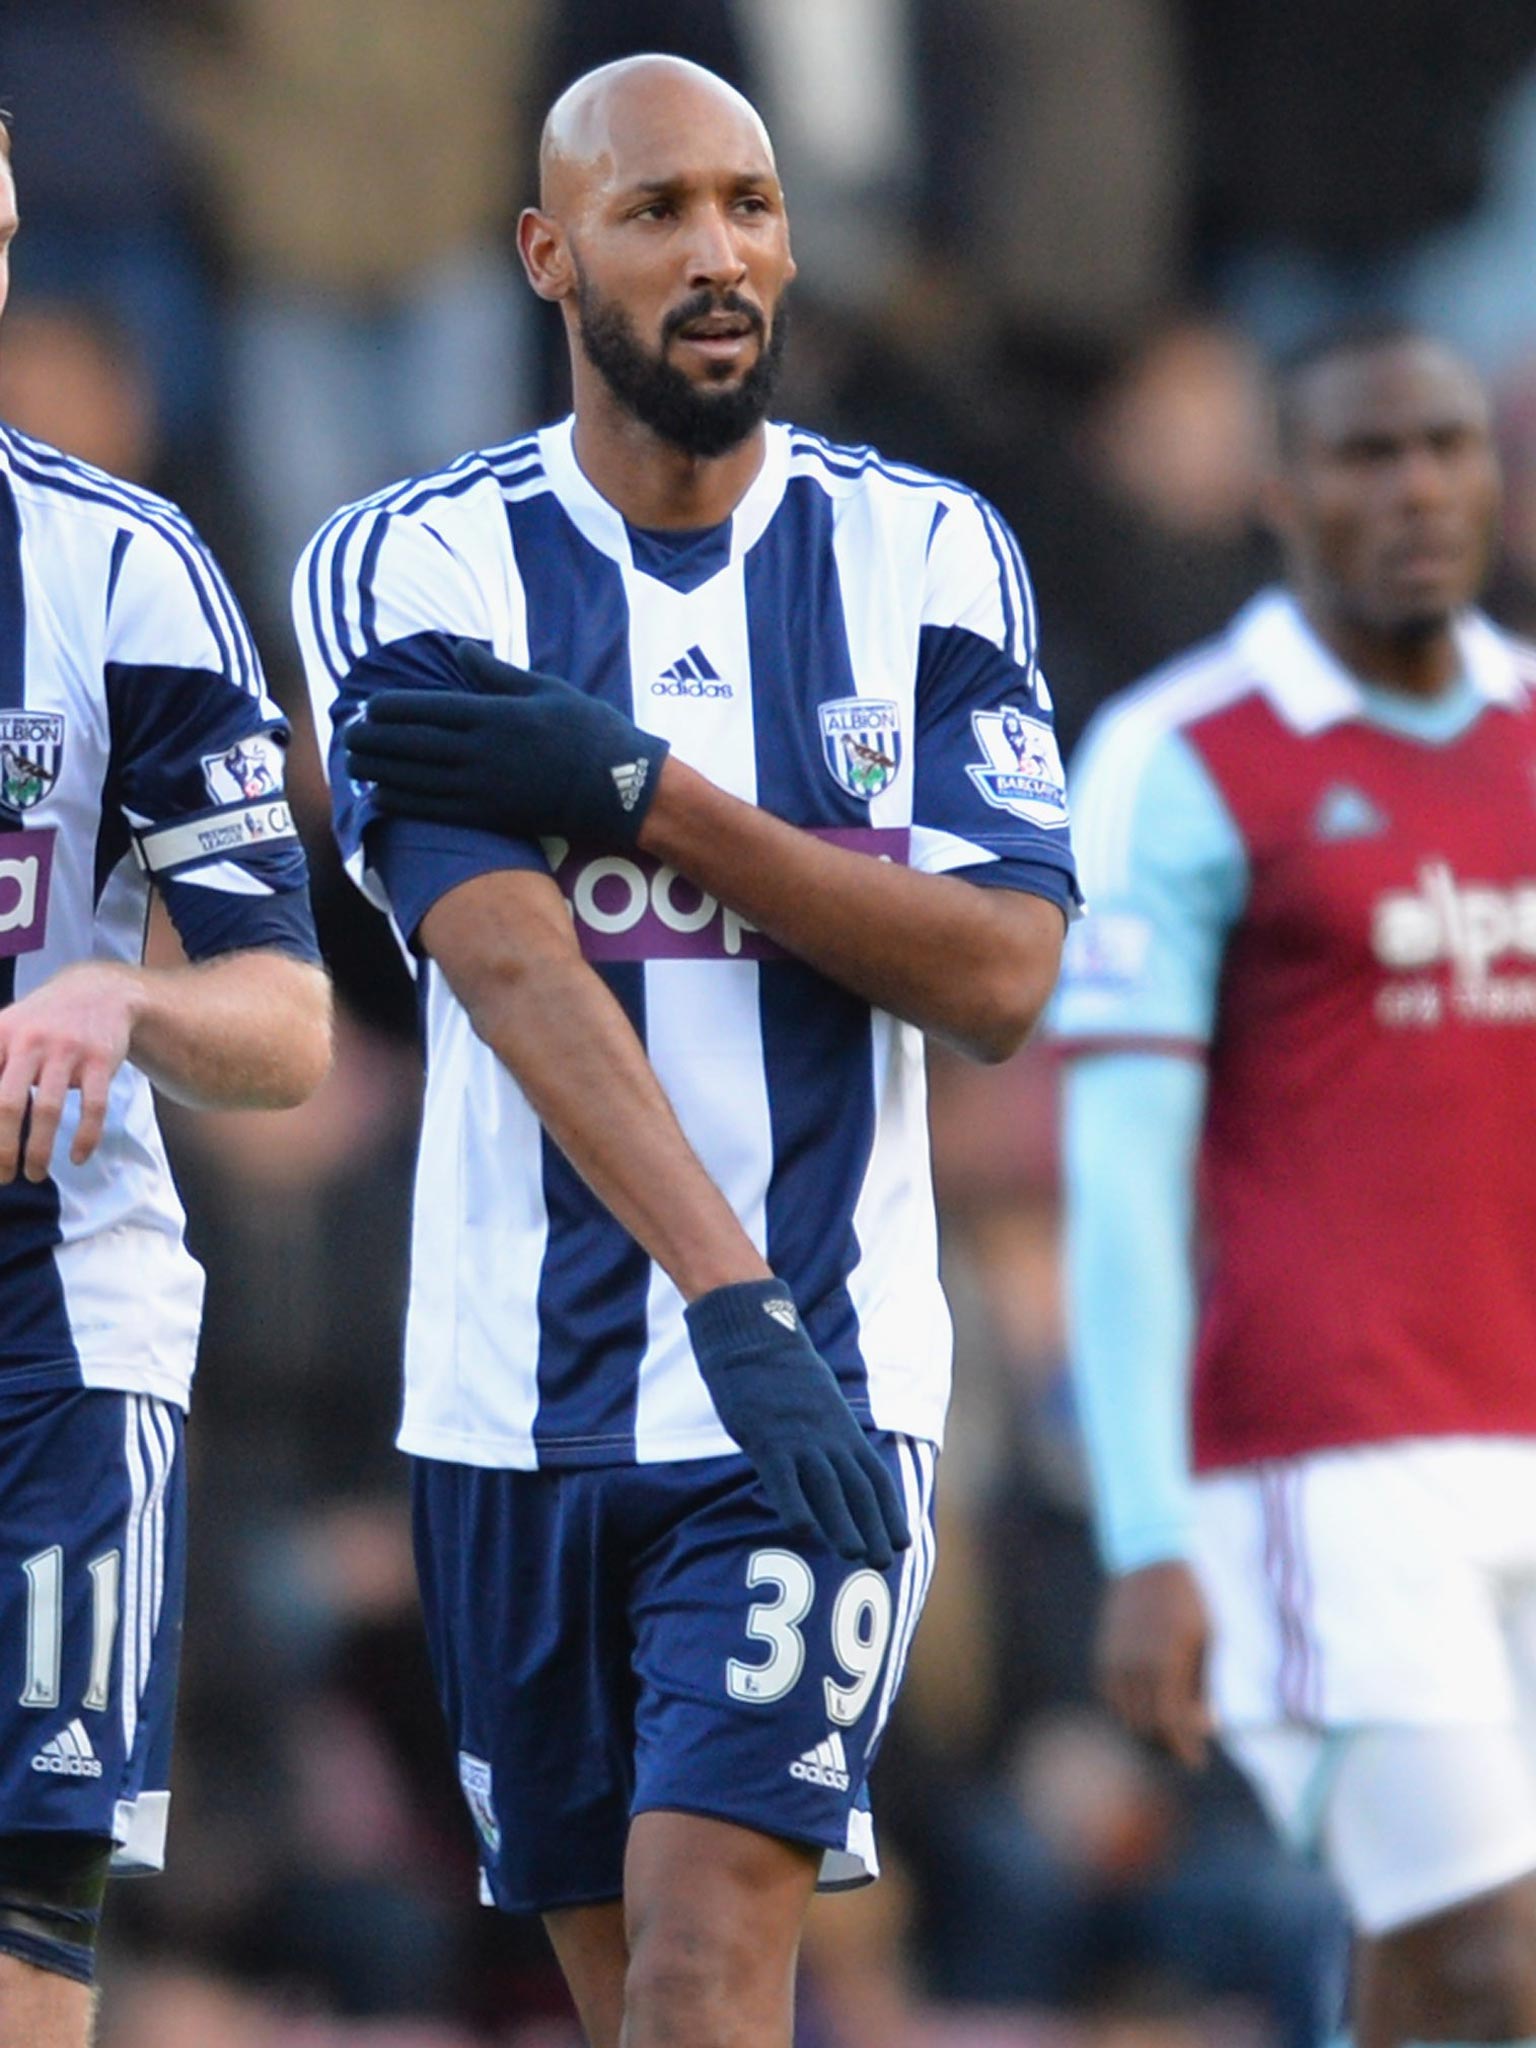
[621, 168, 776, 197]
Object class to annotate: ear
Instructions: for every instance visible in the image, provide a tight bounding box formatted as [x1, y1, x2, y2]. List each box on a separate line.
[518, 208, 575, 304]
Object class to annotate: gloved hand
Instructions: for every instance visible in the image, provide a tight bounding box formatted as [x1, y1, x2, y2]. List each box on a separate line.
[686, 1279, 912, 1570]
[344, 640, 670, 844]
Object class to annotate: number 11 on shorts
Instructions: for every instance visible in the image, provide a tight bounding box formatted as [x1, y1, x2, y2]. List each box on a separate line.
[20, 1546, 121, 1713]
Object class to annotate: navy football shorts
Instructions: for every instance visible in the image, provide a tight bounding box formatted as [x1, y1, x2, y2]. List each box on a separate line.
[413, 1433, 937, 1913]
[0, 1390, 185, 1870]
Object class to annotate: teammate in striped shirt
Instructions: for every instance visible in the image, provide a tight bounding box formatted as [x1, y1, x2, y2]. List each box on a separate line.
[1059, 324, 1536, 2048]
[0, 125, 330, 2048]
[298, 55, 1073, 2048]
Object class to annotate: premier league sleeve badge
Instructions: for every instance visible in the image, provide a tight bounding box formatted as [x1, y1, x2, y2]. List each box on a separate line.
[967, 705, 1068, 827]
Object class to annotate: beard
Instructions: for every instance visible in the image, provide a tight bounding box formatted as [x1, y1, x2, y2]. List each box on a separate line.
[573, 265, 787, 459]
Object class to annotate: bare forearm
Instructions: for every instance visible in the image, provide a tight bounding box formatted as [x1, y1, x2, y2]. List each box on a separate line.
[638, 758, 1064, 1061]
[129, 952, 333, 1108]
[424, 875, 770, 1300]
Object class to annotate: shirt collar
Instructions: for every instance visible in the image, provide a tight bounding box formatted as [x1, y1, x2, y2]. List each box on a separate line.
[1228, 586, 1527, 734]
[536, 415, 792, 576]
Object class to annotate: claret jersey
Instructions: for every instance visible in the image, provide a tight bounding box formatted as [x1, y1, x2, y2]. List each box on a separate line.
[0, 424, 318, 1408]
[298, 417, 1077, 1470]
[1057, 588, 1536, 1468]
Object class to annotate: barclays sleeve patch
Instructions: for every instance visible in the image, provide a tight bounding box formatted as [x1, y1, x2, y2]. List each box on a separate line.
[967, 706, 1068, 828]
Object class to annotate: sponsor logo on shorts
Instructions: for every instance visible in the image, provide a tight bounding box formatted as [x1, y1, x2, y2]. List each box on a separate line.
[201, 734, 282, 806]
[457, 1751, 501, 1856]
[0, 827, 55, 959]
[0, 712, 65, 811]
[544, 827, 910, 962]
[1373, 861, 1536, 1026]
[819, 699, 902, 801]
[967, 705, 1067, 828]
[789, 1732, 850, 1792]
[32, 1720, 102, 1779]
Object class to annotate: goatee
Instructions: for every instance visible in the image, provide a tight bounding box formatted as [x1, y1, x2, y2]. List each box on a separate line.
[575, 270, 787, 459]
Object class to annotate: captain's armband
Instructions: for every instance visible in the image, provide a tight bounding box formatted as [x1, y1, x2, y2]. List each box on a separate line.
[131, 798, 300, 881]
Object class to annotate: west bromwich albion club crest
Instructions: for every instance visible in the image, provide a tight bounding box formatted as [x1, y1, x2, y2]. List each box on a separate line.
[967, 704, 1068, 828]
[818, 698, 902, 801]
[0, 713, 65, 812]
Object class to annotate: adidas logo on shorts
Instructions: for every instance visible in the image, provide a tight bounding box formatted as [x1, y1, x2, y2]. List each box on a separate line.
[31, 1720, 103, 1779]
[789, 1732, 850, 1792]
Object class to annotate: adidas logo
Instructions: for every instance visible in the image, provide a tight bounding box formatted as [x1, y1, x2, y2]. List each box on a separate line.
[611, 760, 651, 812]
[1314, 783, 1388, 842]
[789, 1732, 850, 1792]
[31, 1720, 102, 1779]
[652, 646, 732, 698]
[763, 1298, 798, 1332]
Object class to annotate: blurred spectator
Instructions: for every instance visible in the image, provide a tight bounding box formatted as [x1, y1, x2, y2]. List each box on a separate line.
[154, 0, 544, 631]
[0, 297, 159, 483]
[1025, 318, 1277, 752]
[1182, 0, 1536, 347]
[1404, 58, 1536, 379]
[546, 0, 751, 96]
[0, 0, 217, 453]
[914, 0, 1188, 358]
[740, 0, 918, 312]
[161, 1003, 420, 1499]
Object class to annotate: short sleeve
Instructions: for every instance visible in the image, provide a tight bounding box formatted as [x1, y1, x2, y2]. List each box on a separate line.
[1051, 719, 1248, 1050]
[105, 521, 318, 962]
[293, 502, 547, 948]
[909, 494, 1078, 909]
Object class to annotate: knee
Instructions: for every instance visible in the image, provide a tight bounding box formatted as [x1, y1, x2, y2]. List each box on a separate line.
[624, 1917, 762, 2048]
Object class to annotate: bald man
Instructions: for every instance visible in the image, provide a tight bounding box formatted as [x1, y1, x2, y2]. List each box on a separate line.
[296, 57, 1076, 2048]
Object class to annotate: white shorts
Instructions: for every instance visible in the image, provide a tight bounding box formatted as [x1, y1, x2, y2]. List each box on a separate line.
[1193, 1437, 1536, 1933]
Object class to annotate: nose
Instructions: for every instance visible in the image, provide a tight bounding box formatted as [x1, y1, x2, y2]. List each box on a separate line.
[685, 202, 748, 293]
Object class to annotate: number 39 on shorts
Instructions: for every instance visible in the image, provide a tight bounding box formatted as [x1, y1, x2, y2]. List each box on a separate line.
[726, 1548, 894, 1726]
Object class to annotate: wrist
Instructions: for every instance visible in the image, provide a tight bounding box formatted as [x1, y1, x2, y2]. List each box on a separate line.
[634, 752, 715, 863]
[69, 958, 151, 1027]
[684, 1276, 797, 1352]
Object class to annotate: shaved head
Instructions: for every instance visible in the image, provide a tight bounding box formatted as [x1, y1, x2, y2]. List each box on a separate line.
[539, 55, 775, 217]
[520, 54, 794, 469]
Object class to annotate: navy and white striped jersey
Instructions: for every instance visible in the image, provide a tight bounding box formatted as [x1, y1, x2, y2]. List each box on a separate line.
[297, 417, 1075, 1469]
[0, 423, 319, 1408]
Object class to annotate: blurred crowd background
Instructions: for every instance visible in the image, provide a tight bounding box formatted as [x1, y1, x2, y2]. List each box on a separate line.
[7, 1, 1536, 2042]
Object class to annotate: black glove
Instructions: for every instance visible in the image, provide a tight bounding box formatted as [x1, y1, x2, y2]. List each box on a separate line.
[345, 640, 670, 844]
[686, 1279, 912, 1570]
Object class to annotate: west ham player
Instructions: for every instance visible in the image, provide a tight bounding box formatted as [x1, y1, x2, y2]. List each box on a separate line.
[1059, 324, 1536, 2048]
[0, 127, 330, 2048]
[296, 55, 1074, 2048]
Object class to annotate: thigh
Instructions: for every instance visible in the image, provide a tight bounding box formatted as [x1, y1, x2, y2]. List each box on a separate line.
[1231, 1721, 1536, 1937]
[626, 1434, 938, 1890]
[411, 1457, 636, 1916]
[0, 1390, 185, 1872]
